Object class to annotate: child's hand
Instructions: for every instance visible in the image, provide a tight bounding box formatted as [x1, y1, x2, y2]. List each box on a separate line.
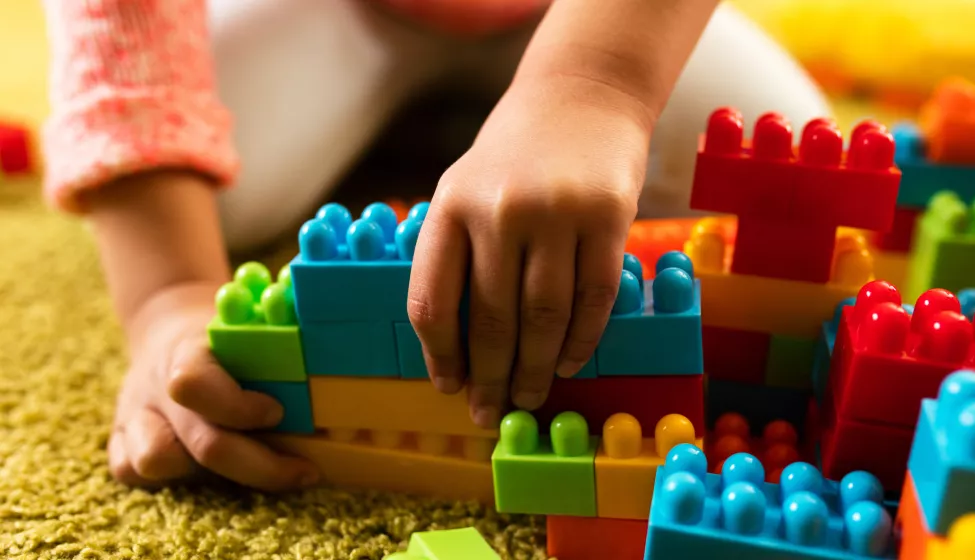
[408, 79, 650, 428]
[108, 283, 320, 491]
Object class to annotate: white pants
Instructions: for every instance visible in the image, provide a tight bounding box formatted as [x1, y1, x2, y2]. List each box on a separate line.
[209, 0, 830, 252]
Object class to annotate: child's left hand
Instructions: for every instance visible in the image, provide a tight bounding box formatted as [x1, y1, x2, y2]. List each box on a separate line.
[408, 76, 652, 428]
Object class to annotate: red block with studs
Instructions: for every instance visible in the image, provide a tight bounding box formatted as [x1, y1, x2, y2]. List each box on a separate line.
[705, 412, 811, 483]
[871, 206, 922, 253]
[702, 325, 770, 384]
[819, 407, 914, 490]
[0, 123, 32, 175]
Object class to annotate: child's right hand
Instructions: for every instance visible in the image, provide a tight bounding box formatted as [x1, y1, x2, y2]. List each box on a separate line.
[108, 283, 320, 491]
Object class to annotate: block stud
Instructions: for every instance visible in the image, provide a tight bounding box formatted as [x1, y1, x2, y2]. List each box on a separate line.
[652, 267, 694, 314]
[261, 283, 297, 326]
[362, 202, 399, 243]
[299, 218, 340, 261]
[721, 453, 765, 489]
[613, 269, 643, 315]
[763, 444, 800, 475]
[683, 218, 726, 273]
[715, 413, 750, 440]
[461, 436, 495, 462]
[847, 124, 895, 171]
[347, 219, 387, 261]
[498, 410, 539, 455]
[782, 491, 829, 547]
[654, 414, 696, 458]
[665, 443, 707, 479]
[315, 203, 353, 243]
[831, 235, 874, 288]
[928, 191, 972, 235]
[416, 433, 449, 456]
[235, 262, 272, 301]
[945, 514, 975, 559]
[838, 471, 884, 513]
[799, 118, 842, 167]
[395, 217, 422, 261]
[623, 253, 644, 291]
[655, 250, 694, 279]
[408, 201, 430, 221]
[855, 302, 910, 355]
[660, 471, 707, 524]
[851, 280, 902, 330]
[912, 289, 962, 333]
[844, 501, 892, 557]
[602, 413, 642, 459]
[703, 107, 744, 155]
[278, 264, 292, 288]
[763, 420, 799, 448]
[779, 462, 823, 498]
[721, 481, 767, 535]
[912, 311, 972, 364]
[752, 112, 793, 161]
[960, 289, 975, 320]
[551, 411, 589, 457]
[216, 282, 255, 325]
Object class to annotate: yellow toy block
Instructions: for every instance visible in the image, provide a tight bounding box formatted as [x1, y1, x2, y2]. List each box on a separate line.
[264, 429, 496, 504]
[595, 413, 701, 520]
[928, 514, 975, 560]
[683, 218, 873, 337]
[308, 377, 497, 438]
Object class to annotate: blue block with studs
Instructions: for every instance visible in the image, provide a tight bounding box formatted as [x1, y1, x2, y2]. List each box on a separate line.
[301, 320, 400, 376]
[596, 251, 703, 376]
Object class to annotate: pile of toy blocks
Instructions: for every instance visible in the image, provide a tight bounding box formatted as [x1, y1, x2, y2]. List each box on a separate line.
[683, 107, 901, 438]
[0, 120, 32, 178]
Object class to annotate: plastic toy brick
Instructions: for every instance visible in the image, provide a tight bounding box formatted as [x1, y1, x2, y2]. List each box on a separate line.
[238, 380, 314, 434]
[706, 379, 809, 436]
[645, 445, 894, 559]
[207, 262, 307, 382]
[919, 77, 975, 165]
[907, 191, 975, 301]
[731, 219, 845, 284]
[265, 429, 494, 503]
[765, 334, 817, 390]
[684, 218, 872, 338]
[0, 122, 31, 175]
[491, 410, 597, 516]
[962, 289, 975, 321]
[547, 515, 647, 560]
[702, 326, 769, 385]
[301, 320, 399, 376]
[907, 370, 975, 535]
[899, 474, 975, 560]
[307, 377, 498, 438]
[812, 298, 855, 403]
[534, 375, 705, 436]
[870, 206, 921, 253]
[824, 281, 974, 429]
[893, 124, 975, 208]
[597, 251, 703, 375]
[395, 323, 428, 379]
[818, 413, 913, 492]
[595, 413, 701, 520]
[626, 217, 735, 279]
[385, 528, 499, 560]
[705, 413, 808, 483]
[290, 202, 426, 323]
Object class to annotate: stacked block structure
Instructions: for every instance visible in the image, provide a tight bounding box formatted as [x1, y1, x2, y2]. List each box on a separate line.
[686, 107, 901, 434]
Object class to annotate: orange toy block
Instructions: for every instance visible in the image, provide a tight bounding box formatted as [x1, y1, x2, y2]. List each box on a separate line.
[683, 218, 873, 337]
[594, 413, 701, 520]
[626, 217, 735, 278]
[308, 377, 497, 438]
[920, 77, 975, 165]
[264, 429, 495, 504]
[898, 474, 975, 560]
[546, 515, 647, 560]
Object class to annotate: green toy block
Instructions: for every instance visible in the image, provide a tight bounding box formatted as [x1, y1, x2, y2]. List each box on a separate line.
[907, 190, 975, 301]
[764, 334, 816, 390]
[491, 410, 597, 516]
[384, 528, 499, 560]
[207, 262, 307, 382]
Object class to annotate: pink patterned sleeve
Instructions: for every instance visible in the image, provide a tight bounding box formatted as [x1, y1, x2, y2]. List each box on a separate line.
[42, 0, 239, 213]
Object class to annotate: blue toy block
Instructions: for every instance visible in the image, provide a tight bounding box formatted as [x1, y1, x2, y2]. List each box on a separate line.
[597, 252, 703, 376]
[906, 369, 975, 536]
[301, 321, 399, 376]
[961, 288, 975, 321]
[291, 202, 423, 324]
[707, 379, 809, 435]
[893, 124, 975, 208]
[238, 380, 314, 433]
[395, 322, 428, 379]
[645, 445, 894, 560]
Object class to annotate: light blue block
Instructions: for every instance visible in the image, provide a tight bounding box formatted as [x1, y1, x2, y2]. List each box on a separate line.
[573, 357, 597, 378]
[301, 321, 399, 376]
[893, 123, 975, 208]
[906, 370, 975, 536]
[238, 380, 314, 434]
[395, 322, 428, 379]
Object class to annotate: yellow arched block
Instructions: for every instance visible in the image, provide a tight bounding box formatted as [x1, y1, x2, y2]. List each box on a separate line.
[929, 514, 975, 560]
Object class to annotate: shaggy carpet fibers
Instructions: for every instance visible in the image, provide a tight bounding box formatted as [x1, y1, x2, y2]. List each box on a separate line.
[0, 179, 547, 559]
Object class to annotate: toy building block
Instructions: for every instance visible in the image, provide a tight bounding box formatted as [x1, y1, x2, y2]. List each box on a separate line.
[307, 377, 498, 438]
[300, 320, 399, 376]
[907, 191, 975, 300]
[818, 413, 914, 492]
[765, 334, 817, 390]
[690, 108, 900, 283]
[907, 370, 975, 535]
[812, 298, 856, 403]
[899, 474, 975, 560]
[824, 281, 975, 430]
[535, 375, 705, 436]
[684, 218, 874, 338]
[0, 122, 32, 175]
[595, 413, 701, 520]
[962, 289, 975, 321]
[547, 516, 647, 560]
[207, 262, 307, 383]
[265, 429, 495, 504]
[893, 124, 975, 208]
[385, 528, 499, 560]
[645, 445, 894, 559]
[625, 217, 735, 279]
[491, 410, 597, 516]
[238, 380, 314, 434]
[702, 325, 770, 385]
[919, 77, 975, 165]
[870, 250, 908, 294]
[707, 379, 810, 435]
[596, 251, 703, 375]
[705, 413, 808, 483]
[870, 206, 922, 254]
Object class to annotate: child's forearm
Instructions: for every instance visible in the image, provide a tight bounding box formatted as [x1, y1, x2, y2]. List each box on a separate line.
[83, 171, 231, 334]
[514, 0, 720, 132]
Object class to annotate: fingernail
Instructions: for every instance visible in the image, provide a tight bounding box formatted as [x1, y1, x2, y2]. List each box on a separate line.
[473, 406, 500, 428]
[433, 376, 462, 394]
[555, 361, 582, 378]
[514, 390, 546, 410]
[299, 470, 320, 487]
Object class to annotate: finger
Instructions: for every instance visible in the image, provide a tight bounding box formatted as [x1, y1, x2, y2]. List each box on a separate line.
[466, 229, 523, 428]
[556, 232, 626, 377]
[108, 428, 152, 487]
[512, 235, 576, 410]
[124, 407, 196, 482]
[165, 401, 320, 492]
[407, 207, 470, 394]
[167, 338, 284, 430]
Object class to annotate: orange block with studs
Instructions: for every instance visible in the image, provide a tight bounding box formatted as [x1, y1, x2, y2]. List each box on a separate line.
[920, 77, 975, 165]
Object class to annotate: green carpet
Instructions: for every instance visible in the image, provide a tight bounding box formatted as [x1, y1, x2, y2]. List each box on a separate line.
[0, 178, 547, 559]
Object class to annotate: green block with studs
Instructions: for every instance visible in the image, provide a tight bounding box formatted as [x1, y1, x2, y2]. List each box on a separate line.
[207, 262, 307, 382]
[907, 190, 975, 301]
[491, 410, 597, 516]
[384, 528, 499, 560]
[764, 334, 816, 390]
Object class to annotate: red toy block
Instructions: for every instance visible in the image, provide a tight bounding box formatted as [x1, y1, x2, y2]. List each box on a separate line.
[0, 123, 32, 175]
[871, 206, 922, 253]
[546, 515, 647, 560]
[533, 375, 705, 437]
[705, 412, 811, 481]
[702, 325, 769, 384]
[731, 219, 839, 283]
[819, 414, 913, 492]
[824, 280, 975, 429]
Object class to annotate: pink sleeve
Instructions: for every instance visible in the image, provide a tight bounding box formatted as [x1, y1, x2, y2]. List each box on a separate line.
[42, 0, 239, 213]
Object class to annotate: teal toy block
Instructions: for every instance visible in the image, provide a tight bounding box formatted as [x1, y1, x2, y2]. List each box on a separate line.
[597, 252, 703, 376]
[765, 334, 816, 390]
[906, 191, 975, 300]
[385, 528, 499, 560]
[238, 380, 314, 433]
[962, 288, 975, 320]
[893, 123, 975, 208]
[491, 410, 597, 516]
[207, 262, 306, 382]
[645, 445, 894, 559]
[301, 321, 399, 376]
[291, 202, 425, 324]
[907, 370, 975, 535]
[395, 322, 428, 379]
